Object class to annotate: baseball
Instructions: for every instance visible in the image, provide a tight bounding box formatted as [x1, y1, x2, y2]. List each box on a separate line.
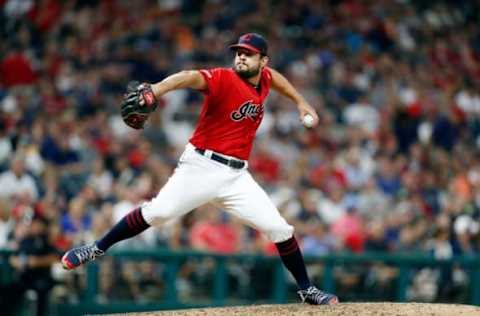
[302, 114, 314, 128]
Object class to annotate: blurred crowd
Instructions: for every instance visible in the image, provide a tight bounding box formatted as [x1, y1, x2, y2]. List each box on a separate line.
[1, 0, 480, 311]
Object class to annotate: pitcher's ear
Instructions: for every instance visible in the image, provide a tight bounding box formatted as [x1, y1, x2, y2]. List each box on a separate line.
[261, 55, 269, 67]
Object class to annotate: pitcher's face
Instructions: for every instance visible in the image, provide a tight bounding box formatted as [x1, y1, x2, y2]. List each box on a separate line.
[233, 49, 268, 79]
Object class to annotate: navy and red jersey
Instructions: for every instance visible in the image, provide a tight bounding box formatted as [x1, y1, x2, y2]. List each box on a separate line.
[189, 67, 273, 160]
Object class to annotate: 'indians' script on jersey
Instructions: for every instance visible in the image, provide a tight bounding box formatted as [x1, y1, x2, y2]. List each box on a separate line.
[189, 67, 272, 160]
[231, 101, 264, 122]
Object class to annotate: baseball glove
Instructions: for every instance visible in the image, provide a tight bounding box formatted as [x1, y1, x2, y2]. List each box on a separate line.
[121, 81, 158, 129]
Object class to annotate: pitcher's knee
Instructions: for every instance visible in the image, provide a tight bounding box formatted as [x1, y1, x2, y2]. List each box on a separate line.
[140, 200, 178, 226]
[265, 224, 294, 243]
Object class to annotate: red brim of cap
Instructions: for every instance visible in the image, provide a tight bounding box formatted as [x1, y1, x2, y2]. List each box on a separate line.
[229, 44, 261, 54]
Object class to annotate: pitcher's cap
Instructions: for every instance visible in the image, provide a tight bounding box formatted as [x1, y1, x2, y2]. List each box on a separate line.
[229, 33, 268, 55]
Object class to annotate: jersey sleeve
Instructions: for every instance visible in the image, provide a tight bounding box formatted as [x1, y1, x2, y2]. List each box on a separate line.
[198, 68, 225, 97]
[264, 67, 273, 84]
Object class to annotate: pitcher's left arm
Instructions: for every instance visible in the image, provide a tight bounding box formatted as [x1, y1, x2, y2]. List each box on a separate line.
[269, 67, 319, 128]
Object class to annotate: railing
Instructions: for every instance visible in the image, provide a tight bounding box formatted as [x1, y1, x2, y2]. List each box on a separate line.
[1, 249, 480, 315]
[74, 249, 290, 315]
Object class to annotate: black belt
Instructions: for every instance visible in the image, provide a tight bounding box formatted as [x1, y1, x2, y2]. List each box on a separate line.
[195, 148, 246, 169]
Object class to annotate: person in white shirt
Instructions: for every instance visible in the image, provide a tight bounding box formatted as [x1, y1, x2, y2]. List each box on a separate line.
[0, 154, 38, 202]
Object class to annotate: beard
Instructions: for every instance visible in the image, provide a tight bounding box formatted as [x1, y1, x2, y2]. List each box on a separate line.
[234, 63, 261, 79]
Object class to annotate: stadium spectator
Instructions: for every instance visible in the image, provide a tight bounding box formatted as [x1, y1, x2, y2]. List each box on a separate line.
[0, 154, 38, 202]
[0, 212, 58, 316]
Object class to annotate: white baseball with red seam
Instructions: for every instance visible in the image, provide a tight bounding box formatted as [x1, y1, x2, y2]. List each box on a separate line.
[302, 114, 314, 128]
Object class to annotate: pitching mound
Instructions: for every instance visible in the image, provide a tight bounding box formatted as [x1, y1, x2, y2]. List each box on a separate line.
[106, 302, 480, 316]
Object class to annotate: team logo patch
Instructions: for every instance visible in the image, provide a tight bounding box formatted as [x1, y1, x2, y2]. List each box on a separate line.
[231, 101, 264, 122]
[241, 33, 254, 41]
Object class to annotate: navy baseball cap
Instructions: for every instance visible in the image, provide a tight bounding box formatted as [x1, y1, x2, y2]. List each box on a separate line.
[229, 33, 268, 56]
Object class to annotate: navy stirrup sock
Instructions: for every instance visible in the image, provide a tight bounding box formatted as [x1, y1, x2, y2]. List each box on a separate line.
[275, 236, 311, 290]
[96, 207, 150, 252]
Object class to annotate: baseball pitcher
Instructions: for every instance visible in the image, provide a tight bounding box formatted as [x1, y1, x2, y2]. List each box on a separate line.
[62, 33, 338, 305]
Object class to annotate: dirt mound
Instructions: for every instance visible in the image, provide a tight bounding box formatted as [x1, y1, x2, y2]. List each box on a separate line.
[105, 302, 480, 316]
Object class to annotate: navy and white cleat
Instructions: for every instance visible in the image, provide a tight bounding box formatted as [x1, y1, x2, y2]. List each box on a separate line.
[61, 243, 104, 270]
[297, 286, 339, 305]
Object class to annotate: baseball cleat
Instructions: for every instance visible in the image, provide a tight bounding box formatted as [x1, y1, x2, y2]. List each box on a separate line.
[297, 286, 339, 305]
[62, 242, 104, 270]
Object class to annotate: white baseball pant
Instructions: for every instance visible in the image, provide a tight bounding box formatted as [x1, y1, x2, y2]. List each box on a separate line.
[141, 143, 294, 243]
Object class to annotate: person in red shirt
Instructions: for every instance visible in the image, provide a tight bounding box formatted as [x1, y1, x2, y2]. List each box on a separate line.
[189, 208, 240, 254]
[61, 33, 338, 305]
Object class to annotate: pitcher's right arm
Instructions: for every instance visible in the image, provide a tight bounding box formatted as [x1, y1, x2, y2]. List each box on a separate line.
[151, 70, 207, 99]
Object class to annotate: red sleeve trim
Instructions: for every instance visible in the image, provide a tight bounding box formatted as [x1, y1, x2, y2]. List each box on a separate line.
[199, 69, 212, 94]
